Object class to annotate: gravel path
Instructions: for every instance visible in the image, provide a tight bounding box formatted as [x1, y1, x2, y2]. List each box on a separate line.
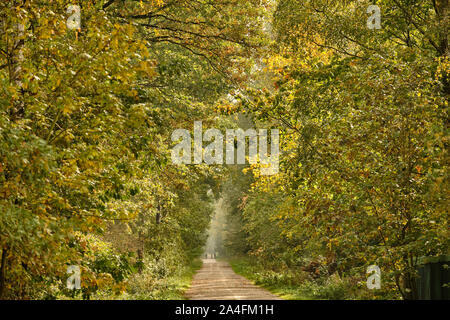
[185, 259, 282, 300]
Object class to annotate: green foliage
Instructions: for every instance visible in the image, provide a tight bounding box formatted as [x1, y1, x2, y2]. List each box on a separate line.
[224, 0, 449, 300]
[124, 257, 202, 300]
[0, 0, 447, 301]
[0, 0, 265, 299]
[89, 248, 133, 284]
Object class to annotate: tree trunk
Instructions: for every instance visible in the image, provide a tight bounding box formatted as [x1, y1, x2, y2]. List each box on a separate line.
[137, 248, 144, 273]
[9, 18, 25, 120]
[402, 271, 419, 300]
[0, 247, 8, 299]
[434, 0, 449, 95]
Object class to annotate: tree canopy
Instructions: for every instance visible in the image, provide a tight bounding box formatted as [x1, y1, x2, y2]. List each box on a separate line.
[0, 0, 448, 300]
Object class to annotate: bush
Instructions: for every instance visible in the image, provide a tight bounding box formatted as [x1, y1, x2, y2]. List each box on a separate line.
[124, 256, 201, 300]
[299, 276, 349, 300]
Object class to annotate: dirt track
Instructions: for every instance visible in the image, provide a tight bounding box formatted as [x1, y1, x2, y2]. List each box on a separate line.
[185, 259, 281, 300]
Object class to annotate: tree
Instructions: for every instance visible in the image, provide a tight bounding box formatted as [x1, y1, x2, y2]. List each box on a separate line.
[234, 0, 448, 299]
[0, 0, 267, 298]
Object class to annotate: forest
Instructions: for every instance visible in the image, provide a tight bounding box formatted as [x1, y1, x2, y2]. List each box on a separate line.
[0, 0, 448, 300]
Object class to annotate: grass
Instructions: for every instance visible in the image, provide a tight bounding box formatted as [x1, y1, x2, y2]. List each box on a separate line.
[228, 257, 398, 300]
[159, 257, 203, 300]
[117, 257, 203, 300]
[227, 256, 312, 300]
[177, 258, 203, 300]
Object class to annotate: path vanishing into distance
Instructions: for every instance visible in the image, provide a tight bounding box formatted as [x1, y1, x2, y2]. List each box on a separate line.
[185, 259, 282, 300]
